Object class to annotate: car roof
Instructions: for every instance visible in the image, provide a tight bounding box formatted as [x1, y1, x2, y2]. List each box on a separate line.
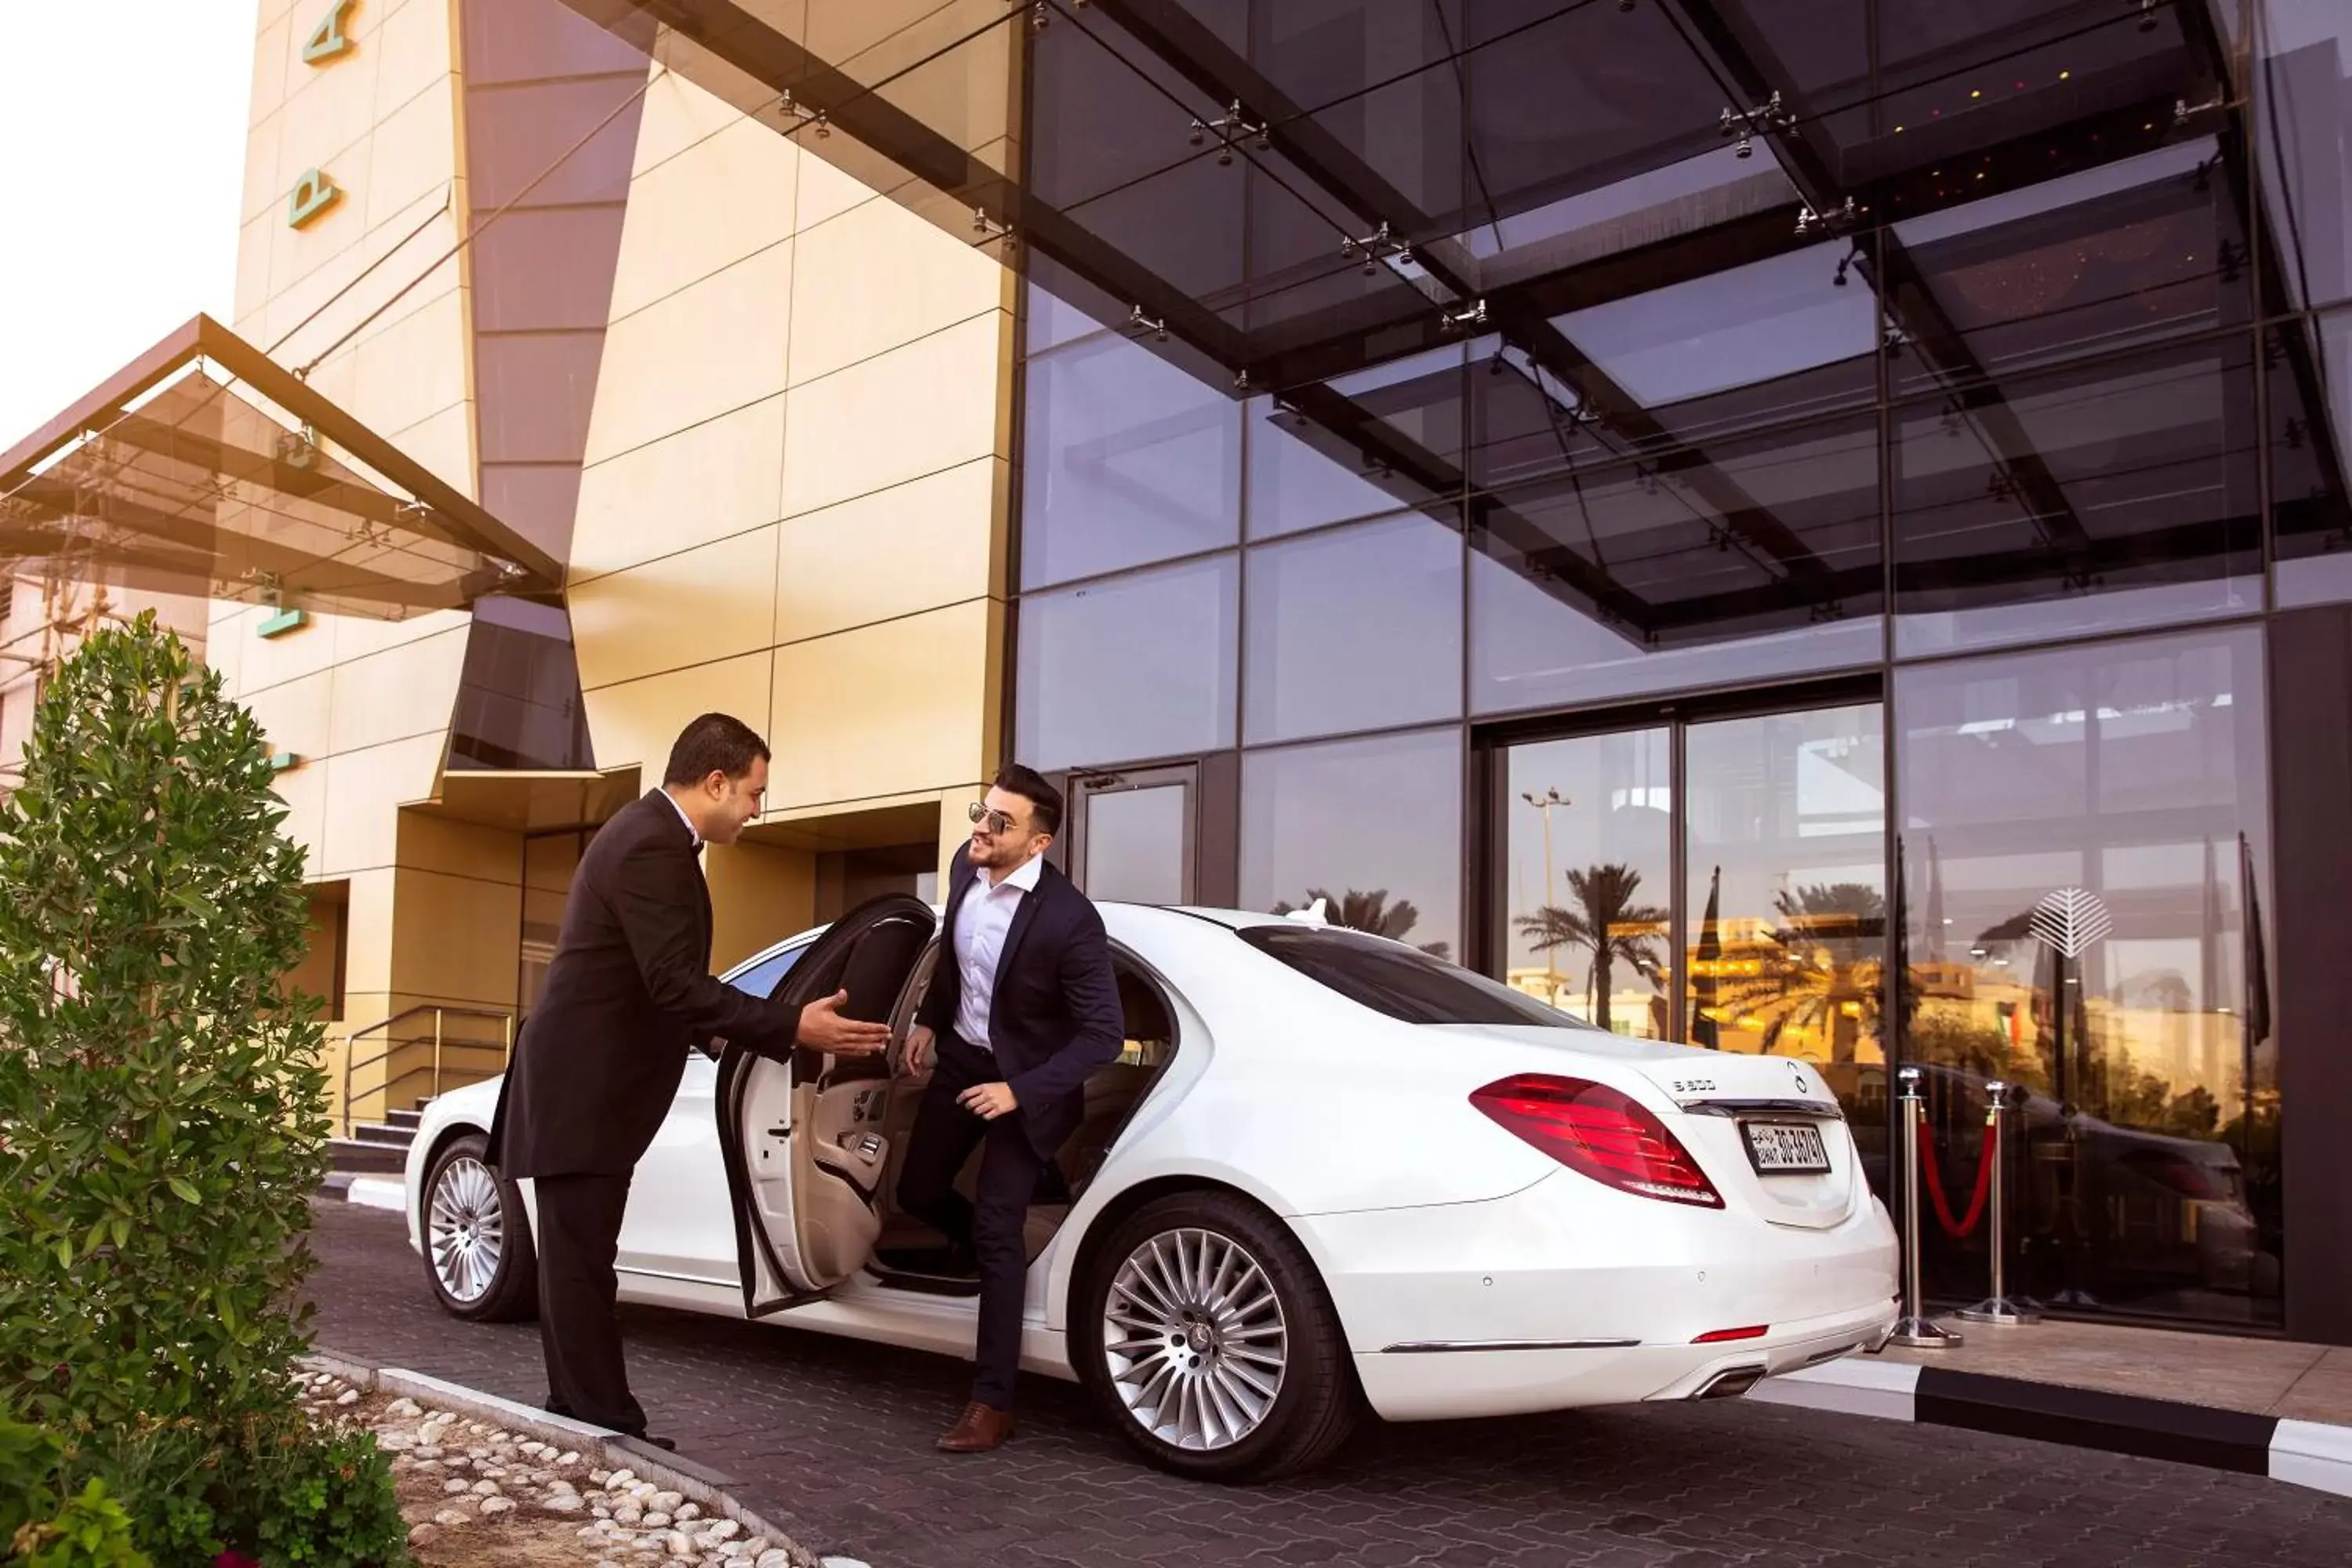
[721, 900, 1304, 982]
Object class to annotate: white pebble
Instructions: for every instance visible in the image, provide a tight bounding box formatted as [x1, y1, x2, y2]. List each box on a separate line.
[386, 1397, 423, 1417]
[579, 1526, 608, 1542]
[591, 1469, 612, 1486]
[652, 1491, 684, 1512]
[615, 1506, 644, 1526]
[606, 1469, 636, 1488]
[756, 1552, 790, 1568]
[377, 1434, 415, 1453]
[676, 1503, 702, 1522]
[414, 1444, 443, 1460]
[472, 1479, 502, 1497]
[560, 1450, 582, 1465]
[407, 1523, 439, 1548]
[818, 1559, 870, 1568]
[666, 1534, 698, 1559]
[543, 1494, 586, 1514]
[434, 1508, 470, 1527]
[482, 1496, 518, 1516]
[702, 1521, 739, 1542]
[644, 1512, 673, 1530]
[335, 1389, 360, 1406]
[741, 1541, 768, 1558]
[444, 1479, 472, 1496]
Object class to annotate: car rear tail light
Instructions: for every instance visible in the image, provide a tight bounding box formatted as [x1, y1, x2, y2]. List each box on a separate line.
[1693, 1325, 1767, 1343]
[1469, 1073, 1724, 1208]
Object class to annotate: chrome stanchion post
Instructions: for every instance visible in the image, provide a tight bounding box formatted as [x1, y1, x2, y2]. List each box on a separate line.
[1888, 1065, 1963, 1348]
[1959, 1080, 2042, 1326]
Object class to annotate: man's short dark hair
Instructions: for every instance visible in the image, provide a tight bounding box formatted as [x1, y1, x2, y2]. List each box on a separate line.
[664, 713, 771, 787]
[993, 764, 1064, 837]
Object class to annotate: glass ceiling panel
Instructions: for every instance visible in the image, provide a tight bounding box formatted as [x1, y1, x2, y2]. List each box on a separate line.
[1888, 137, 2248, 397]
[1549, 240, 1878, 430]
[563, 0, 2240, 406]
[2, 368, 522, 619]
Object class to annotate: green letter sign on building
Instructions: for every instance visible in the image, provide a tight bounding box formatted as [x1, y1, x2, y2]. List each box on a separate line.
[287, 169, 342, 229]
[302, 1, 358, 64]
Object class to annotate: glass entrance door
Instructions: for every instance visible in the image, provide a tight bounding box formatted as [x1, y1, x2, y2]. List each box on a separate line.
[1068, 764, 1197, 905]
[1495, 699, 1888, 1124]
[1501, 728, 1674, 1036]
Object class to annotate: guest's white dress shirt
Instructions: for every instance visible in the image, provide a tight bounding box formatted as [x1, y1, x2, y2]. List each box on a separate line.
[950, 851, 1044, 1052]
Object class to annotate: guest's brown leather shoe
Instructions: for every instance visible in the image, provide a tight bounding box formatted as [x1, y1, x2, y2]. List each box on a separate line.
[936, 1401, 1014, 1453]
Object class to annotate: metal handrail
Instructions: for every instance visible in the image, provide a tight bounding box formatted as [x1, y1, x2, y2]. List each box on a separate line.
[339, 1004, 513, 1138]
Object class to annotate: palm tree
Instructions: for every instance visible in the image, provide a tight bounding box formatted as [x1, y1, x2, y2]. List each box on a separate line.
[1515, 863, 1668, 1034]
[1719, 882, 1886, 1061]
[1272, 887, 1451, 960]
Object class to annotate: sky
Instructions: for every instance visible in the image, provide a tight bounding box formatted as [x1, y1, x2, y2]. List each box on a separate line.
[0, 2, 256, 452]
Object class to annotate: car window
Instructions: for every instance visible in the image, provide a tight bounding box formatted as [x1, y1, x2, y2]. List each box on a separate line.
[728, 942, 808, 999]
[1236, 926, 1595, 1029]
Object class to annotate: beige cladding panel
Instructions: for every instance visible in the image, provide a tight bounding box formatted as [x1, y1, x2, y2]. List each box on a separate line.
[786, 194, 1010, 387]
[350, 285, 471, 439]
[586, 241, 795, 466]
[319, 731, 448, 879]
[606, 111, 799, 322]
[342, 867, 398, 998]
[241, 670, 333, 763]
[767, 601, 993, 811]
[269, 751, 330, 874]
[325, 625, 471, 757]
[582, 653, 772, 786]
[705, 839, 817, 975]
[572, 395, 788, 582]
[781, 311, 1011, 519]
[570, 527, 781, 691]
[388, 864, 524, 1011]
[365, 74, 462, 229]
[771, 458, 1003, 644]
[397, 811, 525, 884]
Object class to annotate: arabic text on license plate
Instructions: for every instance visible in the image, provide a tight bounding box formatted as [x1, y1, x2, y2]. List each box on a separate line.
[1743, 1121, 1830, 1174]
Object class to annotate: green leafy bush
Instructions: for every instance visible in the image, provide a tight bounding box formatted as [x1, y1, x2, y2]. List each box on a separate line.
[0, 1418, 148, 1568]
[0, 615, 406, 1567]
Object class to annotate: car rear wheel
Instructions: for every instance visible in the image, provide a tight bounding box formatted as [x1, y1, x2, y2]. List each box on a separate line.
[421, 1133, 536, 1323]
[1077, 1191, 1357, 1483]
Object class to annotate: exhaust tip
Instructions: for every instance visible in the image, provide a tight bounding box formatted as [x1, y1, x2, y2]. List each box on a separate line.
[1695, 1365, 1766, 1400]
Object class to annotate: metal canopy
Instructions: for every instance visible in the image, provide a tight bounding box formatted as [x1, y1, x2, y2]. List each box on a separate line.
[554, 2, 2321, 648]
[0, 315, 562, 619]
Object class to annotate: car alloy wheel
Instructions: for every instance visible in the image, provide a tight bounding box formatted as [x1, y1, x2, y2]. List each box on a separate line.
[427, 1154, 506, 1306]
[1102, 1227, 1290, 1452]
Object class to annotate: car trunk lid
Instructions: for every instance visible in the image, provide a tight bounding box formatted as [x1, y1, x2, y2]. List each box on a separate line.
[1437, 1027, 1862, 1229]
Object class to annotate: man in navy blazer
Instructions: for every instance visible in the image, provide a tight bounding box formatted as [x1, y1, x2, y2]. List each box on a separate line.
[897, 764, 1125, 1452]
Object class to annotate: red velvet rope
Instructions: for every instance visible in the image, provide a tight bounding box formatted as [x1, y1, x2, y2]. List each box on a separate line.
[1918, 1116, 1998, 1240]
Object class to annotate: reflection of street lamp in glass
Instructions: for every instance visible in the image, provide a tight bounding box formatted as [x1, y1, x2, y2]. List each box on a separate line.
[1522, 787, 1570, 987]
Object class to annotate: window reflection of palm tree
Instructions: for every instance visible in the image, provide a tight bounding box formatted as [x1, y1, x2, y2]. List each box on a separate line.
[1272, 887, 1450, 960]
[1515, 863, 1668, 1035]
[1717, 883, 1887, 1062]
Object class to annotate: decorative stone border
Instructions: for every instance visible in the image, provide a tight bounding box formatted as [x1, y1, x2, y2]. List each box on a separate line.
[300, 1352, 863, 1568]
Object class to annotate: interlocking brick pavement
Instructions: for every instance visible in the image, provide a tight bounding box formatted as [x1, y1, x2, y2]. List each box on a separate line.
[306, 1200, 2352, 1567]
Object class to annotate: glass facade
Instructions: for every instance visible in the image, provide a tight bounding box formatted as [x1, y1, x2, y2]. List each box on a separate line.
[998, 1, 2349, 1334]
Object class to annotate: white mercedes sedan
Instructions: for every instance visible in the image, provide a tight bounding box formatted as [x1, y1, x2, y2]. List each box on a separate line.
[403, 895, 1899, 1481]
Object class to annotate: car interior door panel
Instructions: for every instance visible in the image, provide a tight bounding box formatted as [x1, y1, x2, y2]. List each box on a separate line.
[716, 895, 937, 1314]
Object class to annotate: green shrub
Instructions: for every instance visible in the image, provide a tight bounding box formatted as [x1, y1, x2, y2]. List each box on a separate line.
[0, 615, 406, 1568]
[0, 1418, 148, 1568]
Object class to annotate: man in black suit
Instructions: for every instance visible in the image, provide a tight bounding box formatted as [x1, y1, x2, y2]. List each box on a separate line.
[897, 764, 1126, 1453]
[489, 713, 890, 1443]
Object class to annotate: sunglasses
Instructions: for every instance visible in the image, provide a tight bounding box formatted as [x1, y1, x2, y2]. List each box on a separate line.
[968, 800, 1026, 836]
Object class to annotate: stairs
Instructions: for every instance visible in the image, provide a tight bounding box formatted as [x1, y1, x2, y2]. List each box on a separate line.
[326, 1105, 424, 1176]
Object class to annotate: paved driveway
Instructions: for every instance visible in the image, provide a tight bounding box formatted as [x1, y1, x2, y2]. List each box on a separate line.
[307, 1200, 2352, 1567]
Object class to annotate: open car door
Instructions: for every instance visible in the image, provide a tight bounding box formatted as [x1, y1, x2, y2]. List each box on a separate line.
[716, 893, 935, 1316]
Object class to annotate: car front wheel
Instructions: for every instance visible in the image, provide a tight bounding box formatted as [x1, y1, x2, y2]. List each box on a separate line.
[420, 1132, 537, 1323]
[1077, 1191, 1357, 1482]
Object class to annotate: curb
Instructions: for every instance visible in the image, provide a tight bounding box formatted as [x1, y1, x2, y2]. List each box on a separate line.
[1753, 1357, 2352, 1501]
[300, 1350, 832, 1568]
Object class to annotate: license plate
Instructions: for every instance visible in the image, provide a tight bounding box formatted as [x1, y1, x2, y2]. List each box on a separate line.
[1742, 1120, 1831, 1174]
